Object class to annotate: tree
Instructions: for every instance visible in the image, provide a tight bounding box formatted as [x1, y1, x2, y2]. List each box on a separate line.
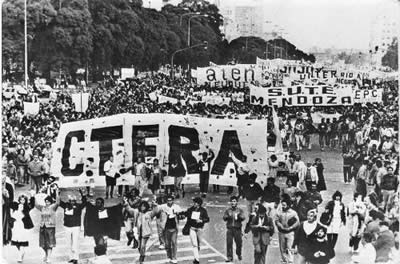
[382, 38, 398, 70]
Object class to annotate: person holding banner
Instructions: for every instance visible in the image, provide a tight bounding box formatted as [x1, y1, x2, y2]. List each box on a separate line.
[58, 190, 87, 264]
[134, 157, 148, 197]
[104, 155, 117, 199]
[230, 152, 250, 198]
[34, 190, 60, 264]
[198, 149, 215, 198]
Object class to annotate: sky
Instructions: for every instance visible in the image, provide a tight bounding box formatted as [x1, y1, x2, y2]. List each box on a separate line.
[147, 0, 400, 52]
[220, 0, 400, 52]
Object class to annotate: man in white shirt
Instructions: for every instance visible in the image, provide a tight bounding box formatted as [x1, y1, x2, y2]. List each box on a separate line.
[104, 155, 116, 199]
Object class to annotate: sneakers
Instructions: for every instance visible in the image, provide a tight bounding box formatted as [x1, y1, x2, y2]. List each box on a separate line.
[159, 244, 165, 250]
[170, 260, 178, 264]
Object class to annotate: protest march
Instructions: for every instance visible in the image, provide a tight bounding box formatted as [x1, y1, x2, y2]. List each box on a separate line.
[2, 1, 399, 264]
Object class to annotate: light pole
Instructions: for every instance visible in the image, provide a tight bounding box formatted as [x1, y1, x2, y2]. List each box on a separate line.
[170, 41, 208, 80]
[179, 12, 200, 26]
[188, 14, 208, 46]
[24, 0, 28, 89]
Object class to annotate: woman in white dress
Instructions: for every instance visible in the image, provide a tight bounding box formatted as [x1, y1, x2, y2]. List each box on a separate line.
[10, 194, 35, 262]
[322, 190, 346, 249]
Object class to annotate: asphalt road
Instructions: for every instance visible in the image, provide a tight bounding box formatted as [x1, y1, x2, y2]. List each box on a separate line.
[0, 138, 386, 264]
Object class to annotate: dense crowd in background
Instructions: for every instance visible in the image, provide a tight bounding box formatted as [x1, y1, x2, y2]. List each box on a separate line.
[2, 69, 399, 264]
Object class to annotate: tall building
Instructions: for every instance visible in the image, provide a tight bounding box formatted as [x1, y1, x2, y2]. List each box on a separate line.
[369, 9, 399, 66]
[219, 3, 264, 42]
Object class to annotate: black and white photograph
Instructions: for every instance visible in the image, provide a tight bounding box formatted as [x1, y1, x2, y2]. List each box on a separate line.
[1, 0, 399, 263]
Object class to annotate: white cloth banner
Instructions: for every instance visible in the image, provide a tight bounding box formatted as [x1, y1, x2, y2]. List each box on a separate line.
[23, 102, 40, 115]
[250, 85, 383, 107]
[196, 65, 262, 88]
[121, 68, 135, 79]
[71, 93, 90, 112]
[51, 114, 269, 188]
[311, 112, 342, 124]
[202, 95, 231, 106]
[249, 84, 353, 107]
[158, 95, 179, 105]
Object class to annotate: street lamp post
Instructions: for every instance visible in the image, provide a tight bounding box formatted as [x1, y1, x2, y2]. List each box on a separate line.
[170, 41, 208, 80]
[24, 0, 28, 89]
[188, 14, 208, 46]
[179, 12, 200, 26]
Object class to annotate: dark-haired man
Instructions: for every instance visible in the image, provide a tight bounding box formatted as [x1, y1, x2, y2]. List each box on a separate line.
[223, 196, 245, 262]
[275, 199, 299, 264]
[242, 173, 263, 216]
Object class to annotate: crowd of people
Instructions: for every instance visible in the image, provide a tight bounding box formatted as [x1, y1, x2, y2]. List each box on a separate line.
[1, 68, 399, 264]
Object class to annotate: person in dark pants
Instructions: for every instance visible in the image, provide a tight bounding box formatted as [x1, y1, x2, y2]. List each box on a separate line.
[249, 204, 274, 264]
[198, 149, 214, 198]
[342, 147, 353, 184]
[230, 153, 250, 198]
[318, 118, 328, 151]
[223, 196, 245, 262]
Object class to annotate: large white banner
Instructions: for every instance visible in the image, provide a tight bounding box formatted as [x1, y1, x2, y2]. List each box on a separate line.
[196, 65, 262, 88]
[250, 85, 383, 107]
[51, 114, 269, 188]
[121, 68, 135, 79]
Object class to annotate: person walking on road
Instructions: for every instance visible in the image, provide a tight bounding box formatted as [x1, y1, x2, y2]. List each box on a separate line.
[292, 207, 322, 264]
[323, 191, 346, 249]
[35, 190, 60, 263]
[136, 200, 157, 264]
[59, 189, 87, 264]
[10, 193, 35, 263]
[160, 195, 184, 264]
[242, 173, 263, 216]
[275, 198, 299, 264]
[249, 204, 274, 264]
[223, 196, 245, 262]
[184, 197, 210, 264]
[198, 149, 215, 198]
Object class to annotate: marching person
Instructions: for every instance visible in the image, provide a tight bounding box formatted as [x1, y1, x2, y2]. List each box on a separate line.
[306, 226, 335, 264]
[122, 192, 140, 249]
[223, 196, 245, 262]
[35, 190, 60, 263]
[104, 155, 117, 199]
[84, 197, 124, 251]
[275, 198, 299, 264]
[314, 158, 326, 192]
[292, 207, 322, 264]
[299, 162, 318, 191]
[10, 193, 35, 263]
[184, 197, 210, 264]
[134, 157, 148, 197]
[249, 204, 275, 264]
[323, 191, 346, 249]
[348, 193, 366, 253]
[230, 152, 250, 198]
[198, 148, 215, 198]
[261, 177, 280, 218]
[160, 195, 184, 264]
[59, 189, 87, 264]
[136, 200, 157, 264]
[27, 154, 45, 193]
[242, 173, 263, 216]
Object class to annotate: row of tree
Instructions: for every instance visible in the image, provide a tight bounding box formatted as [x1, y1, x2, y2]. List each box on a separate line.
[2, 0, 316, 81]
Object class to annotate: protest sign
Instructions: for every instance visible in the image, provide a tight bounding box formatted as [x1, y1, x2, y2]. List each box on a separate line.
[121, 68, 135, 79]
[202, 95, 231, 106]
[249, 84, 353, 107]
[353, 89, 383, 104]
[196, 65, 262, 88]
[71, 93, 90, 112]
[23, 102, 40, 115]
[51, 114, 269, 188]
[311, 112, 342, 124]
